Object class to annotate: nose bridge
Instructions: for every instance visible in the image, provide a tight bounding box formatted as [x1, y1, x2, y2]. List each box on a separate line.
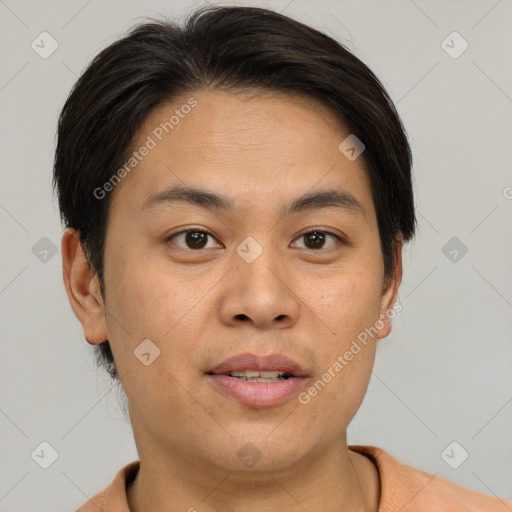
[223, 232, 299, 328]
[235, 233, 285, 293]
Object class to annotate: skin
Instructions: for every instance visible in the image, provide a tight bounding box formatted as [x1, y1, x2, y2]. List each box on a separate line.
[62, 89, 403, 512]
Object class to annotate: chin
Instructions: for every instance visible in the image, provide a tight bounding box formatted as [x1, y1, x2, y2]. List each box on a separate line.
[198, 425, 314, 473]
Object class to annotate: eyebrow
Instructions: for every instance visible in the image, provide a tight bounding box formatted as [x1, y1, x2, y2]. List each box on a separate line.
[141, 184, 365, 217]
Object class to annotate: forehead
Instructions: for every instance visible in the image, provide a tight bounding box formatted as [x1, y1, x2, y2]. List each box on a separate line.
[110, 89, 374, 218]
[141, 89, 345, 157]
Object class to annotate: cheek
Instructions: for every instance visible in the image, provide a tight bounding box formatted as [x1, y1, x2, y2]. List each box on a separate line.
[297, 277, 379, 428]
[295, 264, 382, 409]
[102, 254, 204, 422]
[103, 248, 212, 382]
[306, 266, 383, 344]
[105, 247, 197, 337]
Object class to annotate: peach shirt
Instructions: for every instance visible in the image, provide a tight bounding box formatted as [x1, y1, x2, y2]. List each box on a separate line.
[76, 445, 512, 511]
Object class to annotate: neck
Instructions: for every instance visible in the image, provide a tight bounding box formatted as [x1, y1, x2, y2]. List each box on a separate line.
[126, 437, 379, 512]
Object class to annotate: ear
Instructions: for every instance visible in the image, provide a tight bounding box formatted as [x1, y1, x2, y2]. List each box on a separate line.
[376, 233, 403, 340]
[61, 228, 108, 345]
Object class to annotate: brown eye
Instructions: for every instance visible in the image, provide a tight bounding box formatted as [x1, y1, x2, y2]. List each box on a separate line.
[293, 230, 342, 251]
[167, 230, 220, 250]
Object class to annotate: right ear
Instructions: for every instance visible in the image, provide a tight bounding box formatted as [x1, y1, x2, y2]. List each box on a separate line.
[61, 228, 108, 345]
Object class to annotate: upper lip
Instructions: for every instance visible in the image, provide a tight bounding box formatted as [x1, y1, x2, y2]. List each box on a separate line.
[207, 353, 308, 377]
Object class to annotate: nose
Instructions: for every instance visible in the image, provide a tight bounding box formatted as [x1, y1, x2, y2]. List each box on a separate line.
[218, 248, 300, 330]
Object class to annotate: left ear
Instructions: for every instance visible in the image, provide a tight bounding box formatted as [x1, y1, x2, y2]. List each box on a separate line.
[376, 233, 403, 340]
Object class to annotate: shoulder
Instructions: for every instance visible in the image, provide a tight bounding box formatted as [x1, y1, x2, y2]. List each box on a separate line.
[75, 461, 140, 512]
[349, 444, 512, 512]
[75, 488, 107, 512]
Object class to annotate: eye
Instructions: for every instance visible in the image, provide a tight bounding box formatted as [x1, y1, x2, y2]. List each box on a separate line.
[166, 228, 344, 252]
[166, 229, 221, 250]
[292, 230, 344, 251]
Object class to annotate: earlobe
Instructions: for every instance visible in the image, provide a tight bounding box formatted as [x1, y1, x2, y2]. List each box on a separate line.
[61, 228, 108, 345]
[376, 234, 403, 340]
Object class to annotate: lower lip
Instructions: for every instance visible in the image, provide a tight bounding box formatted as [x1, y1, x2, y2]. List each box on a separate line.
[206, 375, 307, 407]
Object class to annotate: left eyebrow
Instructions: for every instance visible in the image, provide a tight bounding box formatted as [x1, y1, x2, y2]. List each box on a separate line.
[141, 185, 365, 218]
[284, 189, 365, 217]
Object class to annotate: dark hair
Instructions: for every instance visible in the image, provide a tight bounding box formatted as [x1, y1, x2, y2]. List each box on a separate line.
[53, 5, 416, 381]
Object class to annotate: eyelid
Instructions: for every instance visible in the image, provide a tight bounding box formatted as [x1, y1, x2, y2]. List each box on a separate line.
[296, 226, 345, 241]
[292, 228, 345, 250]
[165, 227, 220, 249]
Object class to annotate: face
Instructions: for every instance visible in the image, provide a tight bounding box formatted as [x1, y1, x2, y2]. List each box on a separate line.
[65, 89, 402, 475]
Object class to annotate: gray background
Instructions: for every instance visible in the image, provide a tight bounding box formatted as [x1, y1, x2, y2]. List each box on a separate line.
[1, 0, 511, 510]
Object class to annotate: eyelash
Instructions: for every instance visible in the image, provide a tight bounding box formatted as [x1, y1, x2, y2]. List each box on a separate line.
[165, 228, 345, 252]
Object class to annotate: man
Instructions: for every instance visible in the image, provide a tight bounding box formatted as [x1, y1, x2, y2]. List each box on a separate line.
[53, 5, 511, 511]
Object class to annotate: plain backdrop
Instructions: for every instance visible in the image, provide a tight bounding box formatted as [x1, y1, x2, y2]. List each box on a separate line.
[0, 0, 511, 510]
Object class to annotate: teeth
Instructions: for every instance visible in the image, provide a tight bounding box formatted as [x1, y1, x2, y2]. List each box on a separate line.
[229, 370, 287, 378]
[233, 376, 281, 382]
[231, 370, 261, 378]
[260, 370, 284, 378]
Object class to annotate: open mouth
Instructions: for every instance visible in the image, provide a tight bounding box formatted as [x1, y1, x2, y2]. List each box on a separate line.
[208, 370, 294, 382]
[205, 371, 307, 407]
[205, 353, 308, 406]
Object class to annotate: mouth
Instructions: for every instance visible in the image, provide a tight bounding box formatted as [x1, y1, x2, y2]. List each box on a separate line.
[205, 353, 309, 407]
[206, 352, 308, 378]
[208, 370, 295, 382]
